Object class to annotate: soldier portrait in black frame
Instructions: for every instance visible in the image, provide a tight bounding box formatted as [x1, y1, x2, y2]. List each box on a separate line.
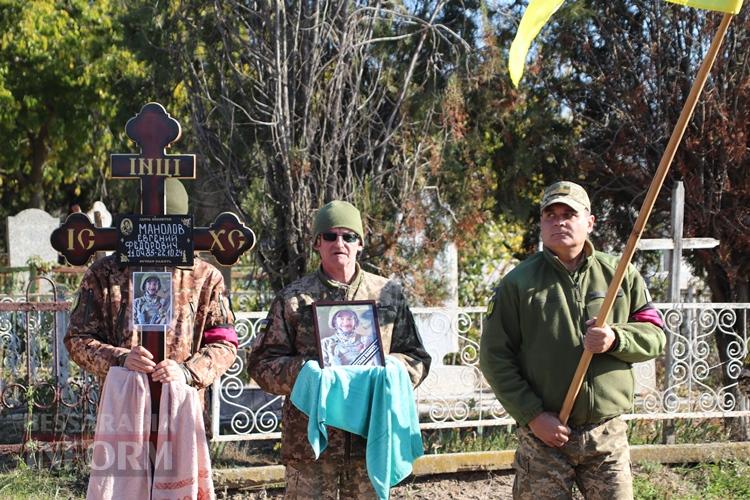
[312, 300, 385, 368]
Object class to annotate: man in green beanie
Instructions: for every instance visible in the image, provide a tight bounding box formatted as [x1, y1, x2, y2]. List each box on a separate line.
[249, 200, 431, 499]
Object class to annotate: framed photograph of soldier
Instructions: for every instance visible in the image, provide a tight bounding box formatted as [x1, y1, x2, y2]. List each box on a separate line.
[132, 271, 172, 326]
[312, 300, 385, 368]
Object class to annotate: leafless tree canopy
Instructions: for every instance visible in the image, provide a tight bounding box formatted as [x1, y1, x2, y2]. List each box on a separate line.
[167, 1, 468, 290]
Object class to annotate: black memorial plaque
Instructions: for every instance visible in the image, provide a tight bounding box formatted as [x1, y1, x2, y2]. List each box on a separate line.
[116, 214, 194, 266]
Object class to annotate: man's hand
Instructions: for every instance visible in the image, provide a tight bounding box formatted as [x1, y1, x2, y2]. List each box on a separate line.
[123, 347, 184, 384]
[151, 359, 184, 384]
[123, 345, 156, 373]
[584, 317, 616, 353]
[528, 412, 570, 448]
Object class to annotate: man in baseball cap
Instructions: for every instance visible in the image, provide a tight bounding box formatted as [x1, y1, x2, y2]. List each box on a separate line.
[480, 180, 665, 498]
[540, 180, 591, 214]
[538, 181, 595, 271]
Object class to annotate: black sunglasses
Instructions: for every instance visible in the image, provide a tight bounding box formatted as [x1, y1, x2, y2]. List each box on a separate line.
[321, 232, 360, 243]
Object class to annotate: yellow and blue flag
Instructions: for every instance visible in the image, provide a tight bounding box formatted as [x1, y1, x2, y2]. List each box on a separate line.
[508, 0, 744, 87]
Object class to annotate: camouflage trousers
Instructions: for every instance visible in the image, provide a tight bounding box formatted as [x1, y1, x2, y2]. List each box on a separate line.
[513, 417, 633, 500]
[284, 459, 377, 500]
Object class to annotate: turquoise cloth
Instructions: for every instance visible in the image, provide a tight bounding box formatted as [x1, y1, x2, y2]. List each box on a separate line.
[290, 357, 424, 500]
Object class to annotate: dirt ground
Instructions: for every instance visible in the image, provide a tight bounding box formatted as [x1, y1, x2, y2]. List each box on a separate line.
[391, 470, 515, 499]
[218, 470, 516, 499]
[217, 463, 693, 499]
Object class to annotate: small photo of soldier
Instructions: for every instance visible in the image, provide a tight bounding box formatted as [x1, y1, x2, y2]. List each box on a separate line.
[132, 271, 172, 326]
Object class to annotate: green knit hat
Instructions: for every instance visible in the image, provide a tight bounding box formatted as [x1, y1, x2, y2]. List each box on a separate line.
[312, 200, 364, 241]
[166, 178, 188, 215]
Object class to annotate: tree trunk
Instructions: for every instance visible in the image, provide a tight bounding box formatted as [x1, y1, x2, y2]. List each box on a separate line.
[29, 123, 49, 210]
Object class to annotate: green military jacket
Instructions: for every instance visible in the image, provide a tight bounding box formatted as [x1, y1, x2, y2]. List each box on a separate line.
[479, 241, 665, 427]
[248, 265, 431, 463]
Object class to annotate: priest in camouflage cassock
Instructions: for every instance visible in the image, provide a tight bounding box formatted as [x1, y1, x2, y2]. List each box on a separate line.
[65, 178, 238, 404]
[248, 200, 431, 499]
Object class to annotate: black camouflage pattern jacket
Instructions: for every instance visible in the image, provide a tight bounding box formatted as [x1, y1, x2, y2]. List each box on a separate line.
[248, 265, 431, 463]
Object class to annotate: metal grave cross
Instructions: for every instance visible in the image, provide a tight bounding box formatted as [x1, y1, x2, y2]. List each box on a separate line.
[636, 180, 719, 444]
[51, 102, 255, 266]
[636, 181, 719, 302]
[50, 102, 255, 455]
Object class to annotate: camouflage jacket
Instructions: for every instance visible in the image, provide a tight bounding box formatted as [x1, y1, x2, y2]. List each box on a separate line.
[65, 255, 237, 401]
[248, 265, 431, 464]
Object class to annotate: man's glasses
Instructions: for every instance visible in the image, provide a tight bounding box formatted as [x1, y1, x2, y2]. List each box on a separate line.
[321, 232, 360, 243]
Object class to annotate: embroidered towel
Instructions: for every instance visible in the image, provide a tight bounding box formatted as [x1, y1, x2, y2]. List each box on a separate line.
[152, 375, 215, 500]
[87, 367, 214, 500]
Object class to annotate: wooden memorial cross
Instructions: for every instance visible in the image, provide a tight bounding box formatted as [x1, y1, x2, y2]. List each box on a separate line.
[636, 181, 719, 299]
[51, 102, 255, 453]
[110, 102, 197, 215]
[52, 103, 255, 266]
[636, 180, 718, 443]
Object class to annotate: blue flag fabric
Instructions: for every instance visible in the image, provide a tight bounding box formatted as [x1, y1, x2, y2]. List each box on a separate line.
[290, 357, 424, 500]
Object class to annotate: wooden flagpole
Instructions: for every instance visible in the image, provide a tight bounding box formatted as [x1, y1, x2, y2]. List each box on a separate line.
[559, 12, 735, 425]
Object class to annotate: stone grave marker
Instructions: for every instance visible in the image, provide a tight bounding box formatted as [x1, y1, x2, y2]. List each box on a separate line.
[7, 208, 60, 267]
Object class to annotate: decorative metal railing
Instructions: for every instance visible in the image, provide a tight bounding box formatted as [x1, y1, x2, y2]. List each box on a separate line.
[210, 303, 750, 441]
[636, 303, 749, 420]
[0, 280, 98, 445]
[1, 284, 748, 444]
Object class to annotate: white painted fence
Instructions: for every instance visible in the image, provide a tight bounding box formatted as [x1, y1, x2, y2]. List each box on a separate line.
[210, 303, 750, 441]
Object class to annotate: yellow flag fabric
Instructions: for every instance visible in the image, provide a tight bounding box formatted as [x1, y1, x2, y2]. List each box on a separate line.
[666, 0, 743, 13]
[507, 0, 743, 87]
[508, 0, 565, 87]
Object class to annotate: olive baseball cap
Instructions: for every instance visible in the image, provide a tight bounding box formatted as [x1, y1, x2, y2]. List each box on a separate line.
[313, 200, 364, 241]
[540, 181, 591, 213]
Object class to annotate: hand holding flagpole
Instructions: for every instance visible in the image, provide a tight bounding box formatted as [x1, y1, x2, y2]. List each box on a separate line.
[558, 12, 735, 424]
[506, 0, 742, 423]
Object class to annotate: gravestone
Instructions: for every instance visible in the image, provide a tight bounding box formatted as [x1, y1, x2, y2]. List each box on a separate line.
[413, 309, 480, 409]
[7, 208, 60, 266]
[86, 201, 113, 229]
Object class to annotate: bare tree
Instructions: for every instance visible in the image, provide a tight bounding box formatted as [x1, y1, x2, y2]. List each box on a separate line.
[163, 1, 470, 291]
